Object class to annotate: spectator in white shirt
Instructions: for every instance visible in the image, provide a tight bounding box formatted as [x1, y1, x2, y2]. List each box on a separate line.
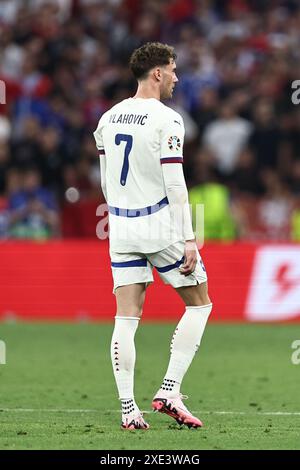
[202, 99, 252, 177]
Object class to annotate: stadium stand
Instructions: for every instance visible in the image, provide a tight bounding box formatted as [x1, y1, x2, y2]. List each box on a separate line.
[0, 0, 300, 240]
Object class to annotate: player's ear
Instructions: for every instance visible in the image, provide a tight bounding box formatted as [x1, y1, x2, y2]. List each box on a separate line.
[153, 67, 162, 82]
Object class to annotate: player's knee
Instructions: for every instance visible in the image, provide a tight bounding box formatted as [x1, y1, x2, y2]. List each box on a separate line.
[188, 284, 211, 306]
[190, 296, 211, 307]
[117, 302, 143, 318]
[116, 308, 142, 318]
[197, 282, 211, 305]
[132, 308, 143, 318]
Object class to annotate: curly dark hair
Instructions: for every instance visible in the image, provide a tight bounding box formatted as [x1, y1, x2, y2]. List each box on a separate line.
[129, 42, 177, 80]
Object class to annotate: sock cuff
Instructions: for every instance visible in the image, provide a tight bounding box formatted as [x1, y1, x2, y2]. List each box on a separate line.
[185, 303, 212, 310]
[115, 316, 140, 321]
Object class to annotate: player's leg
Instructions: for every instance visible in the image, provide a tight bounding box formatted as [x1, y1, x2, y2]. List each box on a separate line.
[152, 282, 212, 428]
[156, 281, 211, 395]
[148, 242, 212, 427]
[112, 283, 149, 429]
[109, 250, 154, 429]
[170, 281, 212, 395]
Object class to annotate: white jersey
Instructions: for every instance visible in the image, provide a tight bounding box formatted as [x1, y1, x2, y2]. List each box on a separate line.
[94, 97, 185, 253]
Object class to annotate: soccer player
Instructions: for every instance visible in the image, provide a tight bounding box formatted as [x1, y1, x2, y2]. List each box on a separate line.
[94, 42, 212, 430]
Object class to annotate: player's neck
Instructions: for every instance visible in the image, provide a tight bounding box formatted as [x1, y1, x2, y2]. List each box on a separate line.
[133, 83, 161, 101]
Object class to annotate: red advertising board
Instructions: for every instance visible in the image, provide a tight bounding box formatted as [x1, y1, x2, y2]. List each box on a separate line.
[0, 241, 299, 322]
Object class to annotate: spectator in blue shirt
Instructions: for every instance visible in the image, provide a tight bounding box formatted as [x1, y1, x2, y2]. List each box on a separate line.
[8, 167, 59, 239]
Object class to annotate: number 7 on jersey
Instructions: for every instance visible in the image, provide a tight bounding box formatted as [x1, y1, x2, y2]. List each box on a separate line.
[115, 133, 133, 186]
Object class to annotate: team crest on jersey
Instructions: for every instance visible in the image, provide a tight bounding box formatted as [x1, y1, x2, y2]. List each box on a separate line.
[168, 136, 181, 151]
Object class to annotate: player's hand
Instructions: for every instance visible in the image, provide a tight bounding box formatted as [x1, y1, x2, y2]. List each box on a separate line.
[179, 239, 198, 276]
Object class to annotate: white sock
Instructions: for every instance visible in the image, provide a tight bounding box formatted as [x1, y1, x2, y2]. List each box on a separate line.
[157, 303, 212, 397]
[111, 316, 140, 412]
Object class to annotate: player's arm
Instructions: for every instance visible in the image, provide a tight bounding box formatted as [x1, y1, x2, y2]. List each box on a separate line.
[98, 149, 107, 202]
[162, 164, 197, 276]
[160, 113, 197, 276]
[93, 121, 107, 202]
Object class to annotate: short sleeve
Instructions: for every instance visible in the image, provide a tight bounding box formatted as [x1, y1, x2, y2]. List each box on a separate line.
[160, 112, 185, 164]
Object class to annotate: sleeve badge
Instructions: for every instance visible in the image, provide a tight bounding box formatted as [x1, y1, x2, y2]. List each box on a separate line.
[168, 136, 181, 151]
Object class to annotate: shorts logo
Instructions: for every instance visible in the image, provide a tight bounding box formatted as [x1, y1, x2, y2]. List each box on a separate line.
[168, 136, 181, 151]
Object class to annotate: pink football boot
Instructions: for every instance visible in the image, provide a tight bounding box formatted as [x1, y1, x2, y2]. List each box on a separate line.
[152, 393, 203, 428]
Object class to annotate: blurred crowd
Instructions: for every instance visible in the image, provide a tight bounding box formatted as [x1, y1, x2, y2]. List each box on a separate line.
[0, 0, 300, 241]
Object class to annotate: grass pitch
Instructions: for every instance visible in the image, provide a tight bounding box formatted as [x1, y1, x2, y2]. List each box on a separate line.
[0, 322, 299, 450]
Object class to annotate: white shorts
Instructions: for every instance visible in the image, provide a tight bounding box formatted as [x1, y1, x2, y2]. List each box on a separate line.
[110, 240, 207, 294]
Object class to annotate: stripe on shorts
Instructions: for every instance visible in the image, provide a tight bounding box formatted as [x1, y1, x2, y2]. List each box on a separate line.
[155, 256, 185, 273]
[111, 259, 147, 268]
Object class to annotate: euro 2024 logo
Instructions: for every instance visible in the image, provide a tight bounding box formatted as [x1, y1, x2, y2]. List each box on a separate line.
[168, 135, 181, 151]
